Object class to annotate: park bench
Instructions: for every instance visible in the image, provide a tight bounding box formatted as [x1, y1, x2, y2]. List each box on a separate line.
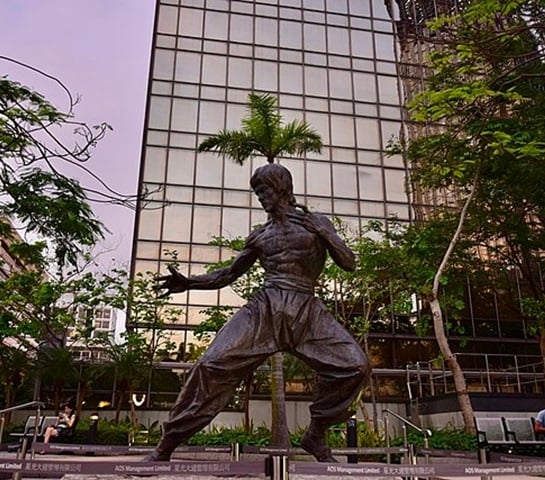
[474, 416, 514, 447]
[503, 416, 545, 444]
[9, 415, 71, 450]
[474, 415, 545, 461]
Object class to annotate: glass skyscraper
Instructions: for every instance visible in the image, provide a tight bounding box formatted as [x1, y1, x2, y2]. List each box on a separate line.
[131, 0, 541, 394]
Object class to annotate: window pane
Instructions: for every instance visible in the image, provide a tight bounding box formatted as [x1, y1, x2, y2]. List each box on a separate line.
[303, 23, 326, 52]
[222, 208, 250, 237]
[138, 209, 163, 240]
[332, 164, 357, 198]
[358, 166, 384, 201]
[163, 204, 193, 241]
[229, 58, 252, 88]
[157, 5, 178, 34]
[204, 11, 228, 40]
[304, 66, 327, 97]
[351, 30, 374, 58]
[153, 49, 175, 80]
[329, 69, 352, 99]
[385, 169, 407, 202]
[179, 8, 203, 37]
[167, 149, 195, 185]
[377, 76, 399, 104]
[305, 112, 330, 144]
[255, 60, 278, 92]
[143, 147, 167, 183]
[307, 161, 331, 196]
[327, 0, 347, 13]
[165, 185, 194, 203]
[330, 115, 355, 147]
[327, 26, 349, 55]
[171, 99, 198, 132]
[195, 154, 223, 187]
[381, 120, 402, 147]
[230, 14, 253, 43]
[202, 54, 227, 85]
[192, 206, 221, 242]
[148, 96, 171, 130]
[224, 160, 251, 189]
[175, 52, 201, 82]
[353, 72, 377, 102]
[375, 33, 395, 60]
[280, 20, 302, 49]
[356, 118, 380, 149]
[256, 17, 278, 45]
[280, 64, 303, 94]
[199, 101, 225, 133]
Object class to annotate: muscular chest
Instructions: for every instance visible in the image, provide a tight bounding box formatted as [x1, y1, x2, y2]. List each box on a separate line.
[257, 222, 319, 257]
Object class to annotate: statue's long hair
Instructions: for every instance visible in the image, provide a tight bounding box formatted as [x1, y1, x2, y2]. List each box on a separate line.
[250, 163, 309, 213]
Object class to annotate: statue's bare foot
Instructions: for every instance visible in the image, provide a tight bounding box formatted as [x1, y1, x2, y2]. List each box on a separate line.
[142, 435, 182, 462]
[142, 450, 171, 462]
[300, 428, 338, 463]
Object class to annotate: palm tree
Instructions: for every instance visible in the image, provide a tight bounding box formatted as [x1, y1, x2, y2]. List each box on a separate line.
[198, 93, 322, 164]
[198, 92, 323, 448]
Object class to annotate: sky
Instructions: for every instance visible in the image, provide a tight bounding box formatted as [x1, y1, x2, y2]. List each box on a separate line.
[1, 0, 156, 270]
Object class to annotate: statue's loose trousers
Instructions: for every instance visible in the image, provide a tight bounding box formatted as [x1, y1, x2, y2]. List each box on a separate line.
[162, 286, 370, 443]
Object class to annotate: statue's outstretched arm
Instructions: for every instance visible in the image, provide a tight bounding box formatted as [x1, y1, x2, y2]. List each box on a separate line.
[154, 246, 258, 297]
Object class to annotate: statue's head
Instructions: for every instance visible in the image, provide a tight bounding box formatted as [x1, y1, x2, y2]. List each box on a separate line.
[250, 163, 294, 200]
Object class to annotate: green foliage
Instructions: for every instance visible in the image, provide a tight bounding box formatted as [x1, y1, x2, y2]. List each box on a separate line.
[0, 77, 109, 268]
[389, 424, 477, 451]
[71, 417, 131, 445]
[188, 425, 272, 447]
[198, 93, 322, 164]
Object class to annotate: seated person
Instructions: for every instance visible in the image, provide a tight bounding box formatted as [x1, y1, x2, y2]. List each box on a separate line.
[41, 404, 76, 449]
[535, 408, 545, 440]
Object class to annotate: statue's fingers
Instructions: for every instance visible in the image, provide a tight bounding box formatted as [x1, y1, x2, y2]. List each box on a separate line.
[153, 281, 169, 292]
[168, 264, 178, 274]
[155, 274, 172, 283]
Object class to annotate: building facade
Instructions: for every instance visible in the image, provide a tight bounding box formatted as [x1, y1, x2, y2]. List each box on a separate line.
[131, 0, 542, 397]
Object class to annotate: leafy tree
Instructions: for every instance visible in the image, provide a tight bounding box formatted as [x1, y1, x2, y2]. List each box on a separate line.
[197, 93, 323, 447]
[397, 0, 545, 430]
[0, 76, 107, 268]
[101, 269, 180, 426]
[0, 246, 130, 411]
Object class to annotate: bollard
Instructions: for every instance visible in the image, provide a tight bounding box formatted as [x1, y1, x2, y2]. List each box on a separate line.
[346, 416, 358, 463]
[265, 454, 288, 480]
[87, 413, 99, 445]
[231, 442, 240, 461]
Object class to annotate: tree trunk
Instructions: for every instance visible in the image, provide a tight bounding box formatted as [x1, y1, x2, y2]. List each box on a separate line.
[115, 391, 125, 425]
[430, 296, 475, 432]
[243, 375, 252, 433]
[363, 334, 379, 432]
[428, 171, 479, 433]
[270, 352, 289, 447]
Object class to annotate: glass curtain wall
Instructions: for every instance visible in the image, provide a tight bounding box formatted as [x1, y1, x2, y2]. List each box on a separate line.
[131, 0, 409, 358]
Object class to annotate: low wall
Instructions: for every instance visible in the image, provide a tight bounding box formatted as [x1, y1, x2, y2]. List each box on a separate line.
[9, 400, 407, 434]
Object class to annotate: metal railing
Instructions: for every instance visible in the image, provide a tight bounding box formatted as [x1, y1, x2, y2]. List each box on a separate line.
[383, 408, 432, 469]
[0, 400, 45, 480]
[406, 353, 545, 400]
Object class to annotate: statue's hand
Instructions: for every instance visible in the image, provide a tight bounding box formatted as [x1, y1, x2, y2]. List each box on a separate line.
[288, 211, 325, 235]
[153, 265, 189, 297]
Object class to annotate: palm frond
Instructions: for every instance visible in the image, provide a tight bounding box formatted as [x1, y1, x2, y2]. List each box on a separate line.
[274, 120, 323, 157]
[198, 130, 257, 165]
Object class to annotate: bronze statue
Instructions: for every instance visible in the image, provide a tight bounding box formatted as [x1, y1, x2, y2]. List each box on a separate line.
[147, 163, 370, 463]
